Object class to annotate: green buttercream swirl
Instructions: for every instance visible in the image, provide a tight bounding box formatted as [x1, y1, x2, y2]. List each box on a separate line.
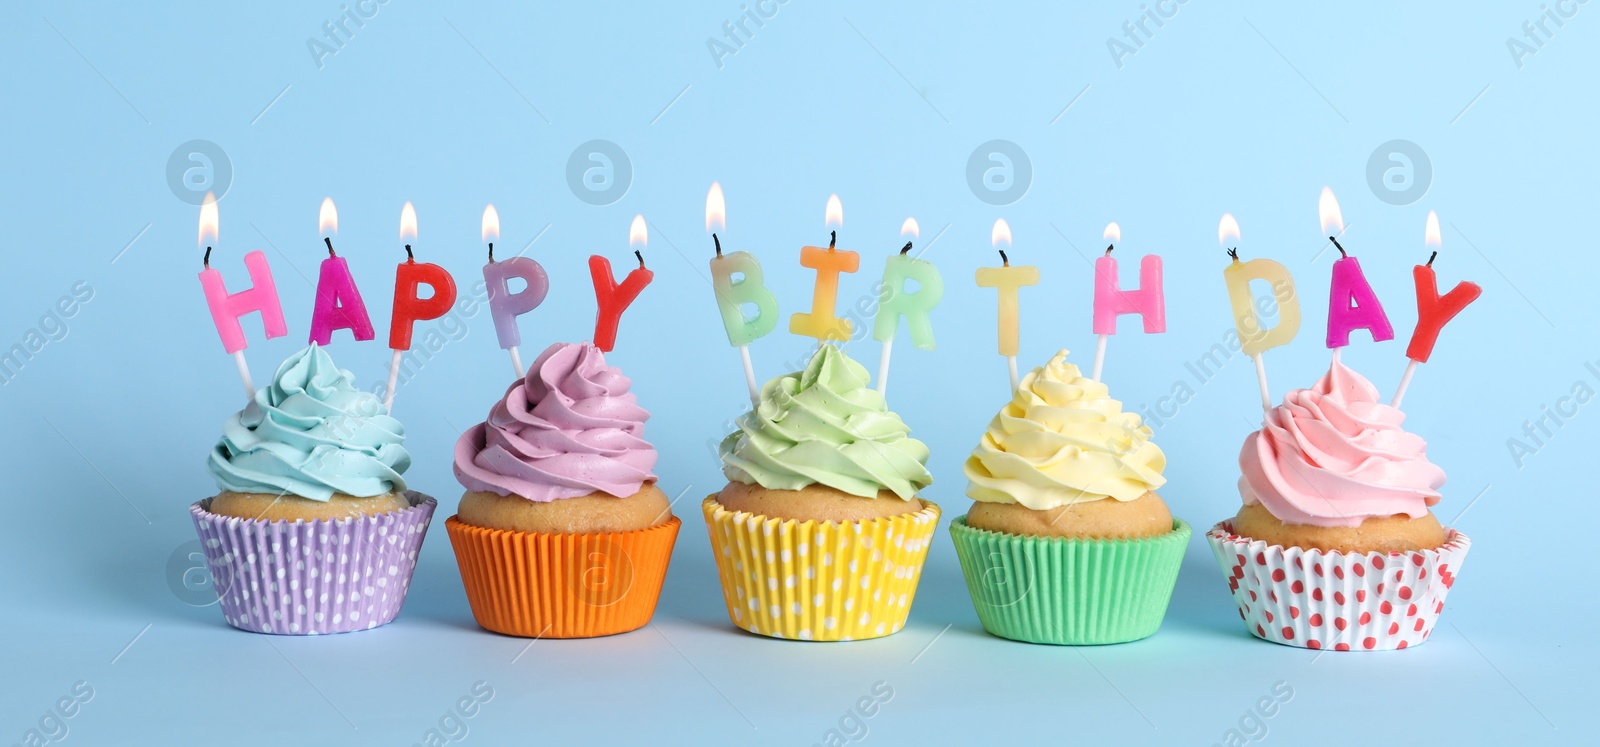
[719, 344, 932, 500]
[207, 344, 410, 501]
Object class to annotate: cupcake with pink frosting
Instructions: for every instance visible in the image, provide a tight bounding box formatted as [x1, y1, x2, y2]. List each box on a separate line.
[1208, 359, 1469, 651]
[445, 342, 680, 639]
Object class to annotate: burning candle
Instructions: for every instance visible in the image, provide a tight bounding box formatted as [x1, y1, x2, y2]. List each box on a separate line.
[1392, 211, 1482, 408]
[871, 217, 944, 396]
[385, 202, 459, 409]
[789, 195, 858, 342]
[195, 192, 286, 398]
[1090, 221, 1165, 381]
[1320, 188, 1393, 352]
[590, 215, 655, 352]
[1220, 213, 1301, 410]
[481, 204, 549, 378]
[975, 219, 1038, 391]
[307, 198, 375, 346]
[706, 183, 776, 404]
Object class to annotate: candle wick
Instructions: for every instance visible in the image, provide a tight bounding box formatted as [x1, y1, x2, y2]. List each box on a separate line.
[1426, 250, 1437, 267]
[998, 249, 1009, 267]
[713, 233, 722, 257]
[203, 246, 212, 268]
[900, 241, 912, 256]
[1104, 244, 1114, 256]
[324, 237, 335, 257]
[635, 249, 645, 269]
[404, 245, 414, 262]
[1226, 247, 1239, 261]
[1328, 236, 1346, 258]
[488, 242, 494, 263]
[828, 230, 837, 250]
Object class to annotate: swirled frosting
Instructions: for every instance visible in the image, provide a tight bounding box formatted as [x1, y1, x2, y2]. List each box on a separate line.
[964, 350, 1166, 510]
[1239, 359, 1444, 527]
[454, 342, 658, 501]
[720, 344, 931, 500]
[208, 344, 409, 501]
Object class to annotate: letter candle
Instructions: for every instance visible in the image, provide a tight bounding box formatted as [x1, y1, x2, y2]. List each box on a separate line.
[307, 197, 376, 346]
[1319, 188, 1393, 365]
[1219, 213, 1301, 410]
[385, 202, 459, 410]
[975, 219, 1038, 391]
[195, 192, 287, 398]
[790, 195, 857, 343]
[1391, 211, 1481, 408]
[481, 204, 550, 378]
[1090, 221, 1165, 381]
[871, 217, 943, 397]
[589, 215, 655, 352]
[705, 183, 777, 405]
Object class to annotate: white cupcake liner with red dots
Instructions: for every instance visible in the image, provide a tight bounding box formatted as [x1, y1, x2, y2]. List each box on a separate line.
[1206, 521, 1469, 651]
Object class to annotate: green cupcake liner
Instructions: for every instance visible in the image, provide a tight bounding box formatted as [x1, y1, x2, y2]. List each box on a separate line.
[949, 515, 1192, 645]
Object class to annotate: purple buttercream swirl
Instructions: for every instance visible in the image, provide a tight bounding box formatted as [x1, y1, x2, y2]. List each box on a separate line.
[454, 342, 658, 501]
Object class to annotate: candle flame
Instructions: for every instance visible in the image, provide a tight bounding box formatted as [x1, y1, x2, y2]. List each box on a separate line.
[824, 194, 843, 230]
[1103, 222, 1121, 244]
[991, 218, 1012, 249]
[1318, 187, 1344, 236]
[399, 201, 418, 242]
[629, 214, 648, 248]
[1425, 210, 1441, 249]
[901, 217, 919, 239]
[319, 197, 337, 237]
[482, 204, 500, 244]
[706, 182, 726, 234]
[1218, 213, 1241, 246]
[198, 192, 218, 248]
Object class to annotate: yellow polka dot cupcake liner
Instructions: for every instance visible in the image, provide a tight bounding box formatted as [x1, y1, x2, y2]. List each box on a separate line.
[703, 496, 941, 642]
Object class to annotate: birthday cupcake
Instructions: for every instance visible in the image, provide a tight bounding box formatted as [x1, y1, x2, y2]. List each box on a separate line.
[949, 350, 1190, 645]
[704, 343, 939, 641]
[447, 341, 679, 638]
[1207, 358, 1470, 650]
[190, 343, 437, 635]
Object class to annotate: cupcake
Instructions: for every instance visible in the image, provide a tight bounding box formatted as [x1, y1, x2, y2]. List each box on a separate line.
[950, 350, 1190, 645]
[704, 343, 939, 642]
[190, 343, 437, 635]
[447, 342, 679, 638]
[1207, 358, 1470, 650]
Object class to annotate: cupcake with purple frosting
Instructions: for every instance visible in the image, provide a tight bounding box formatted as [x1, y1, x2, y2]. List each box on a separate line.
[446, 342, 680, 638]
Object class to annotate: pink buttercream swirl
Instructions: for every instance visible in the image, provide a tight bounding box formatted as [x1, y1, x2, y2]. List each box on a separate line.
[1239, 359, 1444, 528]
[454, 342, 658, 501]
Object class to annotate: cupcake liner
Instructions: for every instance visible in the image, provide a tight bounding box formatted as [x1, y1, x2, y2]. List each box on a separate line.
[1206, 520, 1470, 651]
[189, 492, 437, 635]
[948, 516, 1191, 645]
[446, 515, 680, 639]
[703, 496, 940, 642]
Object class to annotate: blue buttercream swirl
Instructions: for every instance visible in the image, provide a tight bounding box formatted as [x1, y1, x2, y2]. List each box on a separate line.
[207, 344, 410, 501]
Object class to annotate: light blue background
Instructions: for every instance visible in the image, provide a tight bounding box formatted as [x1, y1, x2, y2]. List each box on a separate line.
[1, 1, 1592, 744]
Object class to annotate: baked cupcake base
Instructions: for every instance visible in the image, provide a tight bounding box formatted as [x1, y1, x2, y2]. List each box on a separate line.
[1206, 520, 1470, 651]
[703, 496, 940, 641]
[949, 516, 1191, 645]
[446, 514, 680, 638]
[189, 491, 437, 635]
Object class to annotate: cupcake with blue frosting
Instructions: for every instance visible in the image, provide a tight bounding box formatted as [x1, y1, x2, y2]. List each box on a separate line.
[191, 344, 436, 635]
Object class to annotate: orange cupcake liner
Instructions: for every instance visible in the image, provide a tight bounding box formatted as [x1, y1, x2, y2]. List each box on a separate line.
[445, 515, 681, 639]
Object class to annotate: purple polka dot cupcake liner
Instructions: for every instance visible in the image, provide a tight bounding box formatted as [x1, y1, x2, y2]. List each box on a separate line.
[189, 492, 436, 635]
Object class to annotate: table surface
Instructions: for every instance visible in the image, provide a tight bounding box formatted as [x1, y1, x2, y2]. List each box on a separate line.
[1, 2, 1594, 745]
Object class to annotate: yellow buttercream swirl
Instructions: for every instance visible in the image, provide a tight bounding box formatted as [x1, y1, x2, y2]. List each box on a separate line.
[964, 350, 1166, 510]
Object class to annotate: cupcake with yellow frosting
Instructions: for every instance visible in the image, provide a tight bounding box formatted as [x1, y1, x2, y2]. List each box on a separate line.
[704, 343, 940, 641]
[950, 350, 1190, 644]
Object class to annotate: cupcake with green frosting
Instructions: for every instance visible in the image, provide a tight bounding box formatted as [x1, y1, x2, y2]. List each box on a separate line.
[950, 350, 1190, 645]
[704, 344, 940, 641]
[191, 344, 436, 635]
